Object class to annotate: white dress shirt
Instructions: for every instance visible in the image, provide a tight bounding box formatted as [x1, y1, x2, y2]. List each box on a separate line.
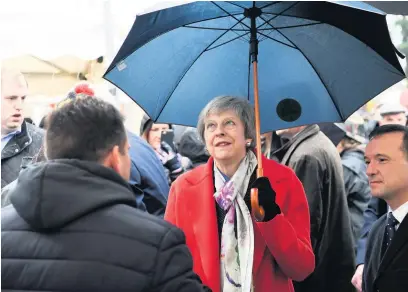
[390, 200, 408, 230]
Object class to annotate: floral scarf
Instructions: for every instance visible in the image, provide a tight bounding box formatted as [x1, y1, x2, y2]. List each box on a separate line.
[214, 151, 257, 292]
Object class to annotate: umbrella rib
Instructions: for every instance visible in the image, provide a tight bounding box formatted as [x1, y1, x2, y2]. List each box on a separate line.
[226, 1, 247, 9]
[259, 1, 282, 10]
[259, 15, 343, 118]
[106, 12, 243, 75]
[184, 12, 243, 27]
[257, 31, 297, 49]
[247, 52, 251, 101]
[258, 22, 322, 30]
[183, 25, 248, 31]
[257, 1, 299, 29]
[210, 1, 251, 30]
[155, 16, 249, 120]
[262, 11, 323, 23]
[205, 32, 250, 52]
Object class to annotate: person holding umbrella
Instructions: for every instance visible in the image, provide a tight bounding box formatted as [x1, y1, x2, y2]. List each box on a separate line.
[165, 96, 314, 292]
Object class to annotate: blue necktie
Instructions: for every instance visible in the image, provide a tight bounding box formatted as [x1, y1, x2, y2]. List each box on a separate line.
[382, 212, 399, 258]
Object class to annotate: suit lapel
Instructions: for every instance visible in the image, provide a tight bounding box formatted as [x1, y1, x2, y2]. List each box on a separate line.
[188, 158, 220, 287]
[379, 215, 408, 274]
[370, 216, 386, 276]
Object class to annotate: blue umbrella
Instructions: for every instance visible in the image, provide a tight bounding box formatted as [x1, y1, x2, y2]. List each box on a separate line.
[105, 1, 405, 219]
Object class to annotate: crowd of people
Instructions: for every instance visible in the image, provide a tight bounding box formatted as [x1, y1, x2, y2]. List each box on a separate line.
[1, 66, 408, 292]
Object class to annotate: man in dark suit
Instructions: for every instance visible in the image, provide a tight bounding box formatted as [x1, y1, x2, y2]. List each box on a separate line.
[352, 105, 407, 291]
[362, 125, 408, 292]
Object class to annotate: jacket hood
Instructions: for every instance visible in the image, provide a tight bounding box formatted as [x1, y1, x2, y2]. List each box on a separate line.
[178, 129, 209, 165]
[9, 159, 138, 231]
[341, 148, 367, 175]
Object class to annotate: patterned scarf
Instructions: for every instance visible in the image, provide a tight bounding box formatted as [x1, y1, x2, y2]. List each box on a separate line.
[214, 151, 258, 292]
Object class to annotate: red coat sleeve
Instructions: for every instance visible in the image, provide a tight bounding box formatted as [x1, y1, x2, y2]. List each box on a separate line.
[256, 170, 315, 281]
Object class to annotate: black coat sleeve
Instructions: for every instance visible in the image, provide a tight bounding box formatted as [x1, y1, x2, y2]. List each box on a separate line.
[152, 226, 211, 292]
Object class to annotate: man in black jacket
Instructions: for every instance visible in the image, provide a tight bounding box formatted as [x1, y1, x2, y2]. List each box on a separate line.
[1, 96, 209, 292]
[363, 125, 408, 292]
[352, 104, 407, 291]
[1, 68, 44, 188]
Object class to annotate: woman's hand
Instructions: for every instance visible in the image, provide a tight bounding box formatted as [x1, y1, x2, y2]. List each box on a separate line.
[160, 142, 183, 172]
[250, 177, 281, 222]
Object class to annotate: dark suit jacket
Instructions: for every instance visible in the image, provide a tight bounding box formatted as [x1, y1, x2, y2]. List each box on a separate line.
[363, 213, 408, 292]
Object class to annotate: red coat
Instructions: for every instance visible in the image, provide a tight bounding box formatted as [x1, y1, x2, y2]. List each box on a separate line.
[165, 155, 314, 292]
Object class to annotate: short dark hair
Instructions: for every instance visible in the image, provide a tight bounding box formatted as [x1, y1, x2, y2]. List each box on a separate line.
[46, 96, 127, 162]
[369, 124, 408, 158]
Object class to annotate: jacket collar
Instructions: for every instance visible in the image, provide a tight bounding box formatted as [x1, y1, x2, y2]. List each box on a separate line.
[272, 125, 320, 165]
[1, 121, 32, 160]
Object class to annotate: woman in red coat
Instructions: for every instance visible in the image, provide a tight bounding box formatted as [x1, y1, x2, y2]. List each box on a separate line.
[165, 96, 314, 292]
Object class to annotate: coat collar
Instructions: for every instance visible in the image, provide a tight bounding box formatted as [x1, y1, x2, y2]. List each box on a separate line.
[1, 121, 32, 160]
[187, 151, 287, 184]
[272, 125, 320, 165]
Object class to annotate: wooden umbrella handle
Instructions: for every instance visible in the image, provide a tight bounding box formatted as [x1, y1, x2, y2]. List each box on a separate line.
[250, 60, 265, 221]
[251, 187, 265, 221]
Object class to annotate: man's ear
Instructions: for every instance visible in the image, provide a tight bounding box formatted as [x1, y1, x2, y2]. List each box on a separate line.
[104, 145, 121, 173]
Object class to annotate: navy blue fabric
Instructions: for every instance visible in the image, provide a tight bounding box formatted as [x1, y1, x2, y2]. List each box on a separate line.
[356, 196, 388, 265]
[105, 1, 404, 132]
[127, 131, 169, 217]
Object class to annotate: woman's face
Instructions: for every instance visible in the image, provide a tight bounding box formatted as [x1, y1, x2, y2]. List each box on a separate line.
[204, 110, 247, 164]
[148, 123, 169, 151]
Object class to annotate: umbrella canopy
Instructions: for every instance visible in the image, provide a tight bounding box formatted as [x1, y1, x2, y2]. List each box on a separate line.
[104, 1, 405, 133]
[318, 123, 346, 146]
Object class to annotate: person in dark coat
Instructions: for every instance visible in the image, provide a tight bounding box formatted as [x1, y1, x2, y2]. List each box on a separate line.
[352, 105, 408, 291]
[271, 124, 355, 292]
[337, 132, 371, 251]
[178, 127, 209, 168]
[140, 116, 188, 184]
[127, 131, 170, 216]
[1, 96, 209, 292]
[363, 125, 408, 292]
[1, 68, 44, 188]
